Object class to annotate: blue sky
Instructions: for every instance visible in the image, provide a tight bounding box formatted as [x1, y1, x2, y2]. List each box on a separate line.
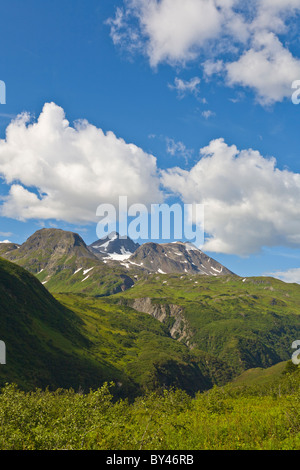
[1, 0, 300, 281]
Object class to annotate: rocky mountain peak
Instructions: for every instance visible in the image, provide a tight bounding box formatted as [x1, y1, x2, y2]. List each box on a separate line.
[89, 232, 139, 260]
[127, 240, 234, 275]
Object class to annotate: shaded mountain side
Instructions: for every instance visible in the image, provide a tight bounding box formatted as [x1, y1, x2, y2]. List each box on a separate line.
[0, 256, 122, 391]
[0, 257, 217, 396]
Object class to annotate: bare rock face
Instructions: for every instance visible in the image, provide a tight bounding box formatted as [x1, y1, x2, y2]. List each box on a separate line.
[131, 297, 192, 345]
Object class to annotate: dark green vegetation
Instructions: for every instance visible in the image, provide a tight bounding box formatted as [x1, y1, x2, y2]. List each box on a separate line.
[0, 256, 120, 391]
[55, 293, 215, 396]
[2, 234, 300, 450]
[1, 253, 300, 397]
[0, 257, 218, 396]
[1, 363, 300, 450]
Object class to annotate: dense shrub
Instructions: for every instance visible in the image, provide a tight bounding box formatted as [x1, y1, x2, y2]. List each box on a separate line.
[0, 369, 300, 450]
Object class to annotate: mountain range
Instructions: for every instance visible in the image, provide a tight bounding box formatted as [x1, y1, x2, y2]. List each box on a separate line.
[1, 227, 300, 397]
[0, 229, 233, 296]
[88, 231, 233, 276]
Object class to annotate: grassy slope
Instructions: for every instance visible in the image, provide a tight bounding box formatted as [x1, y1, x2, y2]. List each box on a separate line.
[54, 293, 213, 396]
[0, 256, 128, 392]
[113, 273, 300, 376]
[0, 257, 214, 396]
[2, 251, 300, 396]
[231, 361, 289, 387]
[37, 262, 138, 296]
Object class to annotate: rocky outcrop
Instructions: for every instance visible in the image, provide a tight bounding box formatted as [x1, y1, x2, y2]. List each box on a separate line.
[89, 232, 139, 259]
[130, 297, 192, 346]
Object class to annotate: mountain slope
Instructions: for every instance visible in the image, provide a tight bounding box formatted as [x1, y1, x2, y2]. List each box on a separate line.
[127, 241, 234, 275]
[1, 229, 235, 296]
[114, 273, 300, 376]
[2, 227, 299, 387]
[230, 361, 289, 388]
[0, 256, 112, 391]
[1, 250, 300, 394]
[4, 228, 97, 272]
[0, 242, 20, 256]
[0, 256, 218, 396]
[2, 229, 138, 296]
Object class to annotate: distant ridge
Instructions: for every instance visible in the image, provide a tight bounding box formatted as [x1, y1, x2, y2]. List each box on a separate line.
[1, 229, 235, 295]
[126, 240, 234, 276]
[3, 228, 97, 274]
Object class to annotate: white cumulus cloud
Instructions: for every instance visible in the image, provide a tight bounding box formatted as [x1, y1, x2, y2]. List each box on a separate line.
[266, 267, 300, 284]
[161, 138, 300, 256]
[126, 0, 224, 67]
[0, 103, 163, 224]
[226, 31, 300, 105]
[109, 0, 300, 104]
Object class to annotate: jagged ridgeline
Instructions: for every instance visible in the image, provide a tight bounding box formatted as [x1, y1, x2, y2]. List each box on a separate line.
[0, 228, 234, 296]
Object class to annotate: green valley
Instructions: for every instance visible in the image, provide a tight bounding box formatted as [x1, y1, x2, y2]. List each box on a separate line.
[1, 227, 300, 451]
[0, 257, 215, 396]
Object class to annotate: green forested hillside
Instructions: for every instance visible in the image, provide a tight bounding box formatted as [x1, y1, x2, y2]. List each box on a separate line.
[54, 293, 217, 396]
[1, 253, 300, 450]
